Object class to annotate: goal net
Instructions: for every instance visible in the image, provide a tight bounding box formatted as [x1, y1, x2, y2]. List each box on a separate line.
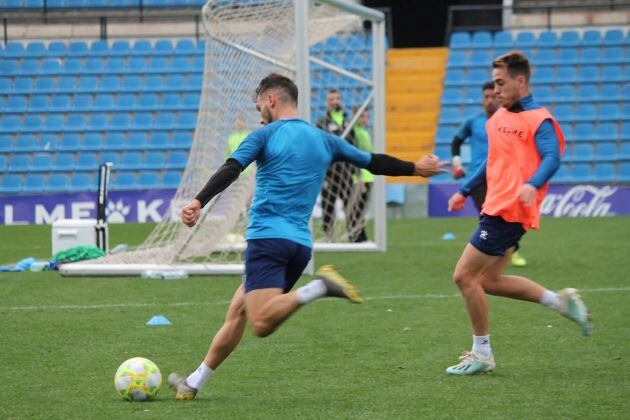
[61, 0, 386, 276]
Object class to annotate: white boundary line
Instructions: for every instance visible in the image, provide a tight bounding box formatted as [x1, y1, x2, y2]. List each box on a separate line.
[3, 286, 629, 312]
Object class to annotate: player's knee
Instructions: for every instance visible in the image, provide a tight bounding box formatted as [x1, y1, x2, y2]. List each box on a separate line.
[251, 320, 275, 338]
[452, 269, 474, 289]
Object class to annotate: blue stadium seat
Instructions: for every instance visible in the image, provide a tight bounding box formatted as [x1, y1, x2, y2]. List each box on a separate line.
[148, 132, 169, 149]
[556, 66, 577, 83]
[558, 48, 579, 65]
[94, 94, 115, 111]
[89, 113, 109, 131]
[25, 42, 46, 57]
[82, 133, 102, 150]
[574, 104, 597, 122]
[47, 173, 69, 192]
[187, 74, 202, 90]
[553, 105, 574, 124]
[620, 163, 630, 182]
[602, 65, 623, 82]
[47, 42, 67, 58]
[110, 40, 131, 56]
[1, 175, 22, 193]
[24, 174, 46, 192]
[582, 30, 602, 47]
[22, 115, 43, 133]
[169, 57, 190, 73]
[493, 31, 513, 49]
[155, 112, 175, 129]
[118, 152, 142, 170]
[98, 77, 119, 95]
[559, 30, 580, 47]
[191, 56, 204, 73]
[56, 76, 77, 93]
[577, 66, 599, 83]
[162, 171, 181, 188]
[138, 93, 159, 110]
[175, 39, 195, 56]
[1, 59, 19, 77]
[594, 143, 617, 162]
[535, 86, 553, 104]
[9, 155, 31, 172]
[469, 50, 490, 67]
[0, 79, 11, 94]
[580, 48, 602, 65]
[68, 41, 88, 57]
[161, 93, 182, 110]
[0, 155, 6, 172]
[599, 104, 621, 122]
[142, 75, 164, 92]
[166, 151, 187, 169]
[104, 133, 125, 150]
[99, 152, 120, 166]
[172, 131, 192, 149]
[538, 31, 558, 48]
[570, 144, 594, 163]
[0, 136, 13, 153]
[31, 154, 52, 172]
[176, 112, 196, 130]
[111, 113, 131, 130]
[20, 58, 39, 76]
[29, 95, 50, 112]
[575, 84, 598, 103]
[84, 58, 104, 74]
[532, 67, 554, 85]
[515, 31, 536, 48]
[570, 164, 592, 183]
[164, 74, 184, 91]
[438, 107, 461, 124]
[603, 29, 624, 46]
[89, 40, 109, 56]
[598, 84, 620, 102]
[134, 113, 154, 130]
[69, 173, 93, 191]
[105, 58, 126, 73]
[138, 172, 159, 189]
[534, 49, 556, 66]
[621, 123, 630, 141]
[121, 75, 142, 92]
[12, 77, 33, 94]
[54, 153, 74, 171]
[620, 143, 630, 161]
[112, 172, 136, 190]
[117, 93, 137, 111]
[0, 115, 20, 133]
[127, 57, 148, 74]
[77, 76, 99, 93]
[66, 114, 86, 131]
[72, 94, 93, 112]
[132, 40, 152, 56]
[597, 123, 618, 141]
[36, 134, 58, 152]
[593, 163, 615, 182]
[449, 32, 471, 49]
[15, 134, 37, 152]
[5, 42, 25, 58]
[182, 93, 200, 110]
[59, 134, 81, 151]
[6, 96, 27, 113]
[552, 164, 570, 183]
[124, 132, 147, 150]
[75, 153, 98, 171]
[39, 59, 61, 76]
[624, 103, 630, 121]
[553, 85, 575, 103]
[154, 40, 173, 55]
[149, 57, 169, 73]
[51, 94, 71, 112]
[33, 77, 54, 93]
[143, 152, 165, 169]
[63, 58, 82, 75]
[601, 47, 625, 65]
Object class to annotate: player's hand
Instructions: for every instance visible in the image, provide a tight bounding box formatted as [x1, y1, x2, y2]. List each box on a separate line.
[519, 184, 538, 207]
[448, 192, 467, 212]
[451, 156, 466, 179]
[414, 154, 450, 177]
[181, 199, 201, 227]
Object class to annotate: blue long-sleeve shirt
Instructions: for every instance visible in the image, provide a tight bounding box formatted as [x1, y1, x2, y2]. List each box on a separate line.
[459, 94, 561, 196]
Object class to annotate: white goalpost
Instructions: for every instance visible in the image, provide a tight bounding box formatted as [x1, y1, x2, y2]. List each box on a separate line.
[61, 0, 386, 277]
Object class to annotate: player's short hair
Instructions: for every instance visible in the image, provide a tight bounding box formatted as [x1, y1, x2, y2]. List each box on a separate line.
[492, 51, 531, 82]
[327, 88, 340, 94]
[255, 73, 298, 105]
[482, 81, 495, 91]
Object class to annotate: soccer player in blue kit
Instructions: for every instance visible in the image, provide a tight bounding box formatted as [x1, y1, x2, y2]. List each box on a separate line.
[451, 81, 527, 267]
[168, 73, 449, 399]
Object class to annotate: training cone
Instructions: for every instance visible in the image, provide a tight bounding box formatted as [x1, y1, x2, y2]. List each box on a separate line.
[442, 233, 456, 240]
[146, 315, 172, 326]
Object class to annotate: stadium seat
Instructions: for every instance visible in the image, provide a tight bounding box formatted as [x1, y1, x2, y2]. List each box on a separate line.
[594, 143, 617, 162]
[438, 107, 461, 124]
[534, 49, 556, 66]
[6, 96, 28, 113]
[0, 136, 13, 153]
[127, 57, 148, 74]
[143, 152, 165, 169]
[552, 164, 570, 183]
[593, 163, 615, 182]
[24, 174, 46, 192]
[1, 174, 23, 193]
[602, 65, 623, 82]
[620, 143, 630, 161]
[12, 77, 33, 94]
[99, 152, 120, 166]
[568, 164, 591, 183]
[59, 134, 81, 151]
[148, 132, 169, 149]
[596, 123, 618, 141]
[117, 94, 137, 111]
[15, 134, 37, 152]
[449, 32, 471, 49]
[132, 40, 152, 56]
[537, 31, 558, 48]
[171, 131, 192, 149]
[68, 41, 89, 57]
[166, 151, 187, 169]
[75, 153, 97, 171]
[77, 76, 99, 93]
[4, 42, 25, 58]
[187, 74, 203, 90]
[559, 30, 580, 47]
[111, 113, 131, 130]
[51, 94, 71, 112]
[53, 153, 74, 171]
[553, 105, 574, 124]
[138, 93, 159, 111]
[22, 115, 43, 133]
[84, 58, 105, 74]
[515, 31, 536, 48]
[162, 171, 181, 188]
[138, 172, 159, 189]
[493, 31, 513, 49]
[142, 75, 164, 92]
[25, 42, 46, 58]
[161, 93, 183, 110]
[577, 67, 600, 84]
[570, 144, 594, 163]
[598, 84, 620, 102]
[66, 114, 86, 131]
[105, 58, 126, 74]
[154, 40, 173, 55]
[580, 48, 602, 65]
[0, 79, 11, 94]
[603, 29, 624, 46]
[165, 74, 185, 91]
[56, 76, 77, 93]
[121, 76, 142, 92]
[113, 172, 137, 190]
[599, 104, 621, 122]
[175, 112, 196, 130]
[444, 70, 465, 87]
[47, 173, 69, 192]
[81, 133, 102, 150]
[556, 66, 577, 83]
[532, 67, 554, 85]
[69, 173, 93, 191]
[134, 113, 154, 130]
[63, 58, 83, 75]
[110, 40, 131, 56]
[20, 58, 40, 76]
[126, 132, 148, 150]
[32, 153, 53, 172]
[28, 95, 49, 112]
[8, 155, 31, 172]
[469, 50, 490, 67]
[471, 31, 492, 49]
[155, 112, 175, 130]
[104, 133, 125, 150]
[118, 152, 143, 170]
[620, 163, 630, 182]
[602, 47, 625, 65]
[0, 155, 6, 172]
[175, 39, 195, 56]
[582, 30, 602, 47]
[89, 40, 109, 56]
[47, 42, 68, 57]
[182, 93, 200, 110]
[575, 104, 597, 122]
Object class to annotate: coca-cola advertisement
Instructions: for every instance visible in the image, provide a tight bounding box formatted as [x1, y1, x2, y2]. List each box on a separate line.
[428, 184, 630, 218]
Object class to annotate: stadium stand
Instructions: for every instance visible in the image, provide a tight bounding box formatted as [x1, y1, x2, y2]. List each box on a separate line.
[436, 28, 630, 184]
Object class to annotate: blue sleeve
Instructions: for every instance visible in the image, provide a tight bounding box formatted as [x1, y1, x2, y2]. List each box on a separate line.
[527, 119, 561, 189]
[454, 116, 473, 141]
[326, 132, 371, 168]
[459, 159, 486, 196]
[230, 128, 268, 169]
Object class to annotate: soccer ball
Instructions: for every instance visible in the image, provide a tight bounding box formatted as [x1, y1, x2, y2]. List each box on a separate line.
[114, 357, 162, 401]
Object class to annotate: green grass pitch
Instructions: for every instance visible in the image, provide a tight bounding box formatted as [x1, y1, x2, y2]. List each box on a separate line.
[1, 217, 629, 418]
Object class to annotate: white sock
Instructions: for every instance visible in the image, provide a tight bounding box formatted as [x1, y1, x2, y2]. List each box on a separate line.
[540, 289, 563, 313]
[186, 362, 213, 390]
[472, 335, 492, 358]
[295, 279, 327, 304]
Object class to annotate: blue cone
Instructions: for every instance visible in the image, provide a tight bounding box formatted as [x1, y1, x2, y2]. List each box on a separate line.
[146, 315, 172, 326]
[442, 233, 456, 240]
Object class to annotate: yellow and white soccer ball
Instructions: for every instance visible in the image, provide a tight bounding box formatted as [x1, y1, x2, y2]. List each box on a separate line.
[114, 357, 162, 401]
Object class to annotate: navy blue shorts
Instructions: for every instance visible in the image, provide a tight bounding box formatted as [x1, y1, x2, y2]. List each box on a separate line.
[469, 214, 526, 257]
[244, 238, 311, 293]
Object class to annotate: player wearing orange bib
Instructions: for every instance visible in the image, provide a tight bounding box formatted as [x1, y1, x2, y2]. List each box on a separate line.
[445, 52, 592, 375]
